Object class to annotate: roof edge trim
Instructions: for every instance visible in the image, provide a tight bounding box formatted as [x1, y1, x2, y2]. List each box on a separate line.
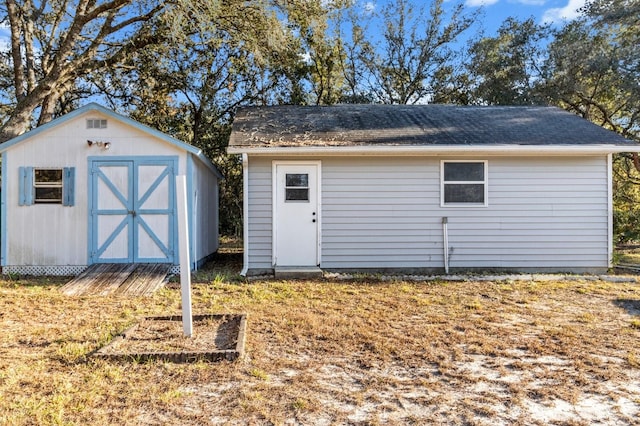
[0, 103, 223, 178]
[228, 144, 640, 156]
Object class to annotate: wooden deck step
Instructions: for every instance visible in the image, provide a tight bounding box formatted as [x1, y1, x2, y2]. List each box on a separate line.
[61, 263, 170, 296]
[115, 264, 171, 296]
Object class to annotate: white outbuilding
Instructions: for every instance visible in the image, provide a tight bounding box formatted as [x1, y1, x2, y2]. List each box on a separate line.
[0, 103, 222, 275]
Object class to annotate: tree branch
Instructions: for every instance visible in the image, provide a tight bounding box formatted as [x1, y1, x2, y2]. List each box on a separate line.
[6, 0, 26, 102]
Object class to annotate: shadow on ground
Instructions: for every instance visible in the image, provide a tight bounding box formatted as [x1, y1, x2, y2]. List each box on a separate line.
[614, 298, 640, 316]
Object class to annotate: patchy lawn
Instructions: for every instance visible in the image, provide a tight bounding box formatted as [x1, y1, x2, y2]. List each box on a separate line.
[617, 245, 640, 266]
[1, 259, 639, 425]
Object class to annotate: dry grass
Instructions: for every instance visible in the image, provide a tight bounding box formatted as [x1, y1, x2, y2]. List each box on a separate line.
[616, 245, 640, 265]
[1, 256, 639, 425]
[97, 315, 241, 355]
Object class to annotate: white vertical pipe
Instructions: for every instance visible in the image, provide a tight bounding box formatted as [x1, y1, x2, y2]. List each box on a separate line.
[442, 217, 449, 274]
[176, 175, 193, 337]
[240, 153, 249, 276]
[607, 153, 613, 268]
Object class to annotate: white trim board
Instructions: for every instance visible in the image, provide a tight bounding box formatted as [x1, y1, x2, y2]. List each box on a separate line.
[229, 144, 640, 156]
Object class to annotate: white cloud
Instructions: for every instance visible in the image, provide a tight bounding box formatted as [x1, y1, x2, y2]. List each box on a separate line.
[465, 0, 500, 7]
[363, 1, 376, 15]
[515, 0, 546, 5]
[542, 0, 586, 23]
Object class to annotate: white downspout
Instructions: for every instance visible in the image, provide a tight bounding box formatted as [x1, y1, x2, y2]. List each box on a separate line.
[442, 217, 449, 274]
[607, 153, 613, 268]
[240, 153, 249, 277]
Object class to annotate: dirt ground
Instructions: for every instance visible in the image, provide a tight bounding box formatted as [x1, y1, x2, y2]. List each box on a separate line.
[1, 255, 639, 425]
[98, 315, 241, 355]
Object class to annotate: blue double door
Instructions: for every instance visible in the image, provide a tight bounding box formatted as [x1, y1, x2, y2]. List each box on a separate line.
[89, 157, 177, 264]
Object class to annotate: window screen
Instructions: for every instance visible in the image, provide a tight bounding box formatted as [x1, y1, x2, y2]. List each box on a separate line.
[442, 161, 487, 206]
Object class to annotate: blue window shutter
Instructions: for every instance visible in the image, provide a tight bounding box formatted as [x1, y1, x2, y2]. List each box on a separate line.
[63, 167, 75, 206]
[18, 167, 25, 205]
[18, 167, 34, 206]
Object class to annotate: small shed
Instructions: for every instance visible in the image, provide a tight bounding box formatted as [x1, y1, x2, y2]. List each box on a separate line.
[0, 103, 222, 275]
[228, 104, 640, 276]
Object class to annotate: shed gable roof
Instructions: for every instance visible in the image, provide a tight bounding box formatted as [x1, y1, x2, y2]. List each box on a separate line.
[229, 104, 638, 154]
[0, 103, 222, 178]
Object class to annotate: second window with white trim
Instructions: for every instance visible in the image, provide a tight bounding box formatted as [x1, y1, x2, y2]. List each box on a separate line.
[441, 160, 488, 206]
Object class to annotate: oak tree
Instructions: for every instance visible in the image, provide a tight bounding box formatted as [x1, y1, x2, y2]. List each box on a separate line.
[0, 0, 165, 141]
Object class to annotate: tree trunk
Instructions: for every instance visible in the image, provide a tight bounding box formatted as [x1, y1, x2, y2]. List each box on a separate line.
[37, 81, 73, 127]
[6, 0, 26, 102]
[633, 153, 640, 173]
[0, 106, 37, 142]
[0, 77, 59, 141]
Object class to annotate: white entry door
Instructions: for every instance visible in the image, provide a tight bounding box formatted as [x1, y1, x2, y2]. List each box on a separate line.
[274, 162, 320, 267]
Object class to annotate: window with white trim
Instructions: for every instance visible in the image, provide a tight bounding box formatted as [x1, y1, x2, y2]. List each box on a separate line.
[34, 169, 63, 203]
[441, 161, 487, 206]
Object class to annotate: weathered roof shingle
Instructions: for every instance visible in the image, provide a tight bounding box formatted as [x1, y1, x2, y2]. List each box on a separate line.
[229, 104, 636, 148]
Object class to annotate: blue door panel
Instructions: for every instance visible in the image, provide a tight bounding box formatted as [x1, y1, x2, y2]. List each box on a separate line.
[89, 157, 178, 264]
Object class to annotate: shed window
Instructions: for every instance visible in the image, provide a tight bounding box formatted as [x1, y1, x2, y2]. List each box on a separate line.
[19, 167, 75, 206]
[441, 161, 487, 206]
[34, 169, 63, 203]
[285, 173, 309, 202]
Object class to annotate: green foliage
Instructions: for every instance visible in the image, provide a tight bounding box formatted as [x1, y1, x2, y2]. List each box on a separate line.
[467, 18, 549, 105]
[284, 0, 352, 105]
[354, 0, 479, 104]
[613, 154, 640, 243]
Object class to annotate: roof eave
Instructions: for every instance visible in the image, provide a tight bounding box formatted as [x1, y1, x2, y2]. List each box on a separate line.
[227, 144, 640, 156]
[193, 151, 224, 179]
[0, 103, 223, 179]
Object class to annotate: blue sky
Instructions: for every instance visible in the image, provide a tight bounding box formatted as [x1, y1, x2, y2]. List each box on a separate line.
[0, 0, 586, 52]
[465, 0, 587, 30]
[358, 0, 587, 34]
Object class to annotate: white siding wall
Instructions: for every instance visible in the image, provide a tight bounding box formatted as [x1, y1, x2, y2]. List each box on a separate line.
[4, 110, 187, 267]
[322, 157, 439, 269]
[191, 155, 219, 264]
[247, 155, 609, 272]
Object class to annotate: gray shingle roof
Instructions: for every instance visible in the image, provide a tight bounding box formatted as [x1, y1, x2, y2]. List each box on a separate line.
[229, 104, 636, 148]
